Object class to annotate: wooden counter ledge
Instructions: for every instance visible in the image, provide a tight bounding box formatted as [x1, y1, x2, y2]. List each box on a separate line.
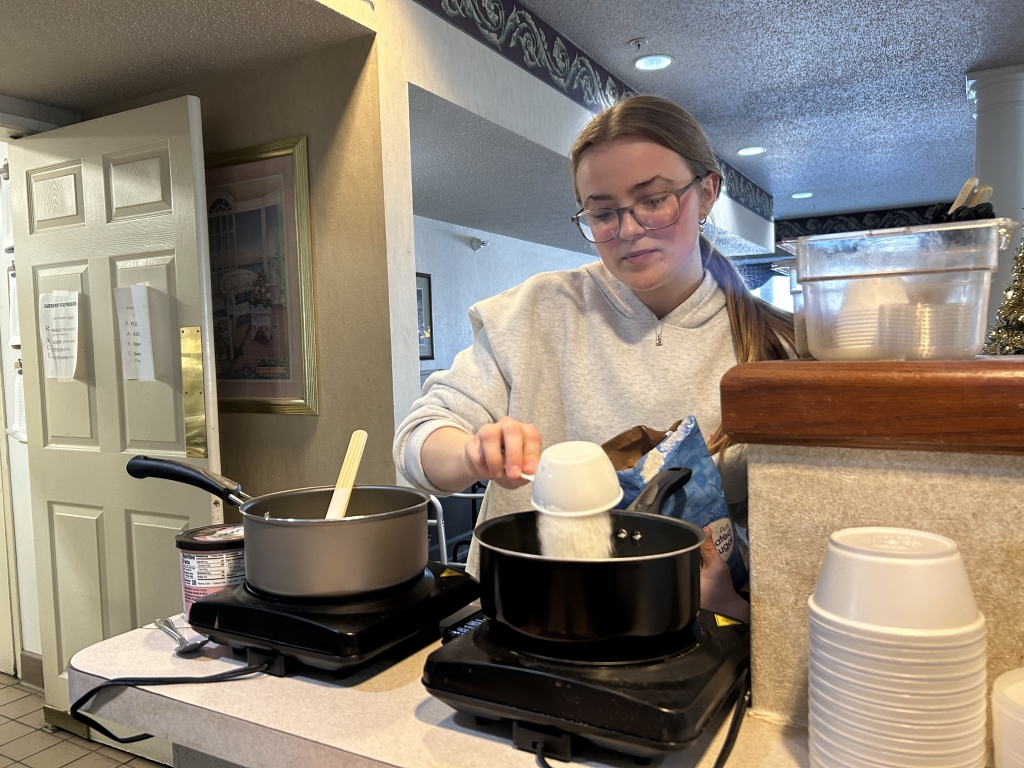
[720, 358, 1024, 455]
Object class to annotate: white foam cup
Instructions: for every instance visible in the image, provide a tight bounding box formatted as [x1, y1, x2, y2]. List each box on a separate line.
[808, 605, 987, 654]
[811, 678, 987, 733]
[810, 711, 986, 762]
[810, 731, 986, 768]
[809, 629, 986, 670]
[806, 606, 983, 651]
[529, 441, 623, 516]
[812, 528, 979, 630]
[811, 694, 987, 743]
[810, 660, 987, 707]
[809, 638, 987, 681]
[810, 669, 987, 719]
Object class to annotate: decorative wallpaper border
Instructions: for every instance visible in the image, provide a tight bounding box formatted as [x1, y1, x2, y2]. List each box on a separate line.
[716, 157, 773, 221]
[412, 0, 774, 222]
[415, 0, 633, 113]
[774, 203, 951, 241]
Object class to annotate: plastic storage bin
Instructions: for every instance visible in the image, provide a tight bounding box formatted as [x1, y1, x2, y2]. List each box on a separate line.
[779, 218, 1018, 361]
[772, 259, 810, 357]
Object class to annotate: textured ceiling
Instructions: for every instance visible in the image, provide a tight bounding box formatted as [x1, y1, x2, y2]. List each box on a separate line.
[521, 0, 1024, 219]
[409, 85, 589, 255]
[0, 0, 368, 113]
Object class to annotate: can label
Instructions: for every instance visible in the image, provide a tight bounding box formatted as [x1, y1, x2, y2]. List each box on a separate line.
[180, 550, 245, 616]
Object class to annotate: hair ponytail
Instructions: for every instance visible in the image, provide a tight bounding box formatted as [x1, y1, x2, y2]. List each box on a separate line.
[701, 236, 794, 453]
[571, 95, 795, 455]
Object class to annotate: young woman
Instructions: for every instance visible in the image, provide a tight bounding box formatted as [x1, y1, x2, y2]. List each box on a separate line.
[393, 95, 793, 622]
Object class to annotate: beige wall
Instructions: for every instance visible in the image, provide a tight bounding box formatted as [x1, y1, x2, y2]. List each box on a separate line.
[747, 444, 1024, 732]
[87, 40, 397, 499]
[374, 0, 596, 439]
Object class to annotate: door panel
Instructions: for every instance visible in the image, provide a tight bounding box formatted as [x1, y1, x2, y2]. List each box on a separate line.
[104, 144, 173, 221]
[9, 96, 220, 711]
[127, 511, 190, 628]
[50, 503, 106, 673]
[28, 163, 85, 232]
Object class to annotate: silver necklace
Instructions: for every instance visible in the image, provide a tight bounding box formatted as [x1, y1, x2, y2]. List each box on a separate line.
[655, 324, 664, 346]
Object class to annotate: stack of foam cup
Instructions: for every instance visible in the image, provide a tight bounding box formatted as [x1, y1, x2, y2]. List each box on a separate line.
[993, 669, 1024, 766]
[834, 277, 910, 355]
[808, 527, 987, 768]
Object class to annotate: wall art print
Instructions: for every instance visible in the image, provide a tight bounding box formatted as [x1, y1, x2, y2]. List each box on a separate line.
[206, 137, 318, 414]
[414, 0, 633, 114]
[417, 272, 434, 360]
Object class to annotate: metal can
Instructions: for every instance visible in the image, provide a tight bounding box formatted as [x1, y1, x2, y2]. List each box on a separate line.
[175, 524, 245, 618]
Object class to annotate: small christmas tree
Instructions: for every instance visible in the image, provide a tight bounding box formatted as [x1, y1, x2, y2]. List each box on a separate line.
[984, 237, 1024, 355]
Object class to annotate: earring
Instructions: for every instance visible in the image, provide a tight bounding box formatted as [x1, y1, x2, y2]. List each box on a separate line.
[699, 217, 707, 232]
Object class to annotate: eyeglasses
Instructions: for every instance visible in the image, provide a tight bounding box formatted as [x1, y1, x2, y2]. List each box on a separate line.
[571, 176, 705, 244]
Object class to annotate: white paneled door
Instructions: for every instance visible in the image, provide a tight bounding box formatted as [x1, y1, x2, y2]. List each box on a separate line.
[8, 96, 221, 711]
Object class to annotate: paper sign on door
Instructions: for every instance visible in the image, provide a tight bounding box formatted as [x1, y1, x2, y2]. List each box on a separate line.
[114, 284, 155, 381]
[38, 291, 79, 381]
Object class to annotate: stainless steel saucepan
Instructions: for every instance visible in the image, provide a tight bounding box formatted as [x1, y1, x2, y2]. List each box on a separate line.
[126, 456, 429, 599]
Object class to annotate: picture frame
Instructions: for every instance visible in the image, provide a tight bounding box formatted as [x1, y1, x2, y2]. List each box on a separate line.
[205, 137, 318, 414]
[416, 272, 434, 361]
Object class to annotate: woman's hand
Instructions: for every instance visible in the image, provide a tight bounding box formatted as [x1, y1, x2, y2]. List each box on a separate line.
[463, 417, 542, 490]
[698, 526, 750, 624]
[420, 420, 542, 492]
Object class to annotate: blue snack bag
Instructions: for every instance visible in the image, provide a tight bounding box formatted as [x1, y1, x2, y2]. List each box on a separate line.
[609, 415, 748, 590]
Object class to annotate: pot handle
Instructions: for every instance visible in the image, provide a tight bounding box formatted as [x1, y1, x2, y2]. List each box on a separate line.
[126, 456, 246, 505]
[629, 466, 692, 516]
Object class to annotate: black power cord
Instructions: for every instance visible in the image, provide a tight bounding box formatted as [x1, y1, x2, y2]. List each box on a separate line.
[70, 662, 268, 744]
[713, 668, 751, 768]
[535, 742, 554, 767]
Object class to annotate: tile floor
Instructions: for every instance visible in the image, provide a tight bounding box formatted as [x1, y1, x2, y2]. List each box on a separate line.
[0, 674, 161, 768]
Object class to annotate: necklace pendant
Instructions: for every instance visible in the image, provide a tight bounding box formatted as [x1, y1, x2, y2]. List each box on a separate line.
[656, 336, 663, 347]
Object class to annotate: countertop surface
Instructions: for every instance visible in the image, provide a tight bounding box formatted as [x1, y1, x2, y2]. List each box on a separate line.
[69, 619, 809, 768]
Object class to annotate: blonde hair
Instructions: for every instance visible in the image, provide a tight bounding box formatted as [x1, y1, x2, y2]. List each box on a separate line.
[570, 94, 794, 454]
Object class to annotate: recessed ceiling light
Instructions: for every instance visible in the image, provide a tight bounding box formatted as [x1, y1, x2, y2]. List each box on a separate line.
[634, 55, 673, 71]
[737, 147, 766, 156]
[791, 192, 814, 199]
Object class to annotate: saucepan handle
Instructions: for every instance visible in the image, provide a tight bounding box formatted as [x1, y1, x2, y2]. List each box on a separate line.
[126, 455, 248, 505]
[629, 466, 692, 516]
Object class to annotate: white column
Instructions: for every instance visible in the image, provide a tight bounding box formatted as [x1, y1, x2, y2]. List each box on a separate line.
[967, 64, 1024, 328]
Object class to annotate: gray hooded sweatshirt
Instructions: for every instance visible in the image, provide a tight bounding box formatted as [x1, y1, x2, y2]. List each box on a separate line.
[393, 259, 745, 575]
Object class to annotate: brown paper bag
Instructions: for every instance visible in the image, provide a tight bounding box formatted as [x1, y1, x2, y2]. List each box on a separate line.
[601, 420, 683, 471]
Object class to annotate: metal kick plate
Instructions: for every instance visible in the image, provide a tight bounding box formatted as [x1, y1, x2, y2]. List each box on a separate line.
[180, 326, 207, 458]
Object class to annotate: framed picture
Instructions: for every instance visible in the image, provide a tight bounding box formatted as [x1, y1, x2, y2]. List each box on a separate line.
[205, 137, 317, 414]
[416, 272, 434, 361]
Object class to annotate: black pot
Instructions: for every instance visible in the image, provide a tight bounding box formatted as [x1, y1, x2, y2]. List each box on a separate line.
[475, 467, 703, 653]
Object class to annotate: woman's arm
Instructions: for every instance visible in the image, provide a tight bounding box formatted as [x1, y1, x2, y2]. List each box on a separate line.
[422, 418, 542, 492]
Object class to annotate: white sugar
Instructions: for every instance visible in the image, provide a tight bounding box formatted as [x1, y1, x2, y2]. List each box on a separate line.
[537, 511, 614, 559]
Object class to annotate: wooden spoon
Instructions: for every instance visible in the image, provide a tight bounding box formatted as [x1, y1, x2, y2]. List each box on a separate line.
[948, 177, 979, 213]
[325, 430, 368, 520]
[967, 185, 993, 207]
